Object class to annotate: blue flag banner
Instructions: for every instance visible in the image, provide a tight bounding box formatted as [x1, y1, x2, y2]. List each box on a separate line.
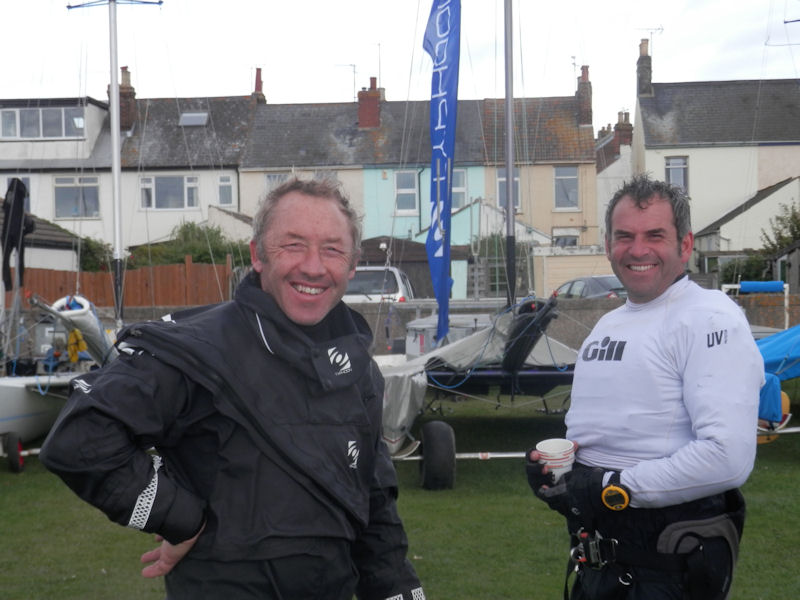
[423, 0, 460, 345]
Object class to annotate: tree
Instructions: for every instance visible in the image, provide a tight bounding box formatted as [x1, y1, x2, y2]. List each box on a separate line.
[78, 237, 113, 272]
[128, 222, 250, 268]
[760, 201, 800, 256]
[720, 255, 767, 285]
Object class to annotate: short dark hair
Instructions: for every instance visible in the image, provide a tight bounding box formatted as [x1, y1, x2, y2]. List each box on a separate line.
[252, 177, 362, 266]
[605, 174, 692, 244]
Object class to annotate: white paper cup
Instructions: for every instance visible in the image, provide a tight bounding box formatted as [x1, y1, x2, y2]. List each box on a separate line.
[535, 438, 575, 481]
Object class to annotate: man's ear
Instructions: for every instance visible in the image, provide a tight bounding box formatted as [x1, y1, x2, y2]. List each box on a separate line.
[249, 240, 263, 273]
[679, 231, 694, 263]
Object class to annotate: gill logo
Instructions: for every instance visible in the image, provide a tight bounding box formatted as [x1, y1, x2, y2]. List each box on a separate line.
[707, 329, 728, 348]
[328, 347, 352, 376]
[72, 378, 92, 393]
[347, 441, 359, 469]
[582, 336, 626, 362]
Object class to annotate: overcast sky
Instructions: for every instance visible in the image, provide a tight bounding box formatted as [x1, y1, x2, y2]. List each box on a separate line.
[4, 0, 799, 132]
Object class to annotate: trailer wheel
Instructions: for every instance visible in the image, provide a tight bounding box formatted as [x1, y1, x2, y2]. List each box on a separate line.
[420, 420, 456, 490]
[5, 432, 24, 473]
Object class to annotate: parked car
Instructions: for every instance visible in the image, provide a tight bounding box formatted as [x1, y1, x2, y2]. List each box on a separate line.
[554, 275, 627, 299]
[343, 266, 416, 303]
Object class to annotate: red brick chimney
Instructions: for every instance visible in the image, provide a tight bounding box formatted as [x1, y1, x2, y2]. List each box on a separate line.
[637, 39, 653, 97]
[615, 111, 633, 146]
[118, 66, 137, 131]
[358, 77, 382, 129]
[252, 67, 266, 104]
[110, 66, 138, 131]
[576, 65, 592, 126]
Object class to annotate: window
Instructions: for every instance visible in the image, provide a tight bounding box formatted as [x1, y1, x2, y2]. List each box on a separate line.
[1, 111, 17, 137]
[218, 175, 233, 206]
[178, 112, 208, 127]
[488, 259, 508, 296]
[554, 166, 578, 209]
[313, 170, 338, 183]
[140, 176, 200, 210]
[55, 176, 99, 218]
[553, 227, 580, 247]
[5, 177, 31, 212]
[395, 171, 418, 213]
[0, 106, 85, 139]
[20, 109, 40, 138]
[451, 168, 467, 210]
[266, 173, 289, 194]
[497, 167, 519, 210]
[666, 157, 688, 192]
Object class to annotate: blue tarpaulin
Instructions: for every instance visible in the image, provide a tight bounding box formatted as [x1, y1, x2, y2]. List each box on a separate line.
[757, 323, 800, 381]
[756, 324, 800, 422]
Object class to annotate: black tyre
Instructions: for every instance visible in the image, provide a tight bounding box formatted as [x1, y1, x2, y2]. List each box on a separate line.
[420, 420, 456, 490]
[5, 432, 24, 473]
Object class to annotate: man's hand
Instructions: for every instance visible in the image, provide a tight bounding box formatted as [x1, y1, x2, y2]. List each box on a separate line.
[140, 524, 204, 578]
[526, 449, 631, 527]
[525, 449, 571, 516]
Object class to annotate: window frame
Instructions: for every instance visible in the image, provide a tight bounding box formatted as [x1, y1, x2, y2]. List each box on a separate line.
[218, 175, 233, 206]
[496, 167, 520, 211]
[665, 156, 688, 192]
[554, 165, 579, 210]
[54, 175, 100, 219]
[0, 106, 85, 140]
[451, 168, 467, 211]
[394, 170, 419, 215]
[139, 175, 201, 210]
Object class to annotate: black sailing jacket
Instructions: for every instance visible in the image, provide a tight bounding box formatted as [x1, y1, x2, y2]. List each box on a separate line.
[41, 272, 419, 595]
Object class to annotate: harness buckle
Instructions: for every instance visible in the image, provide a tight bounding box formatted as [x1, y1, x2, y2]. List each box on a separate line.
[570, 528, 618, 569]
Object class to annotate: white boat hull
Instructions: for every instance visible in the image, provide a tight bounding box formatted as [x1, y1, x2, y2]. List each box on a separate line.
[0, 374, 74, 443]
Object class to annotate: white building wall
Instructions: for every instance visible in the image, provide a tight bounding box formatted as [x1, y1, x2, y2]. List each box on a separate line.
[596, 145, 633, 241]
[643, 146, 759, 232]
[719, 178, 800, 251]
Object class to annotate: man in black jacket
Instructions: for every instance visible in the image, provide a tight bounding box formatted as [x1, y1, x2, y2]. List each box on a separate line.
[41, 178, 425, 600]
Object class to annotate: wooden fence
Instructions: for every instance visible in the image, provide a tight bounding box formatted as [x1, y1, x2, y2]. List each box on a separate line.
[5, 255, 234, 308]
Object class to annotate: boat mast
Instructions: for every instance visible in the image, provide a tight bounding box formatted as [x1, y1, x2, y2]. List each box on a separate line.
[503, 0, 516, 307]
[108, 0, 124, 325]
[68, 0, 162, 326]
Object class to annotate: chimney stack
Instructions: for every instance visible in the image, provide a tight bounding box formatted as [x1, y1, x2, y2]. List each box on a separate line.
[637, 39, 653, 97]
[252, 67, 266, 104]
[615, 111, 633, 146]
[118, 66, 137, 131]
[357, 76, 383, 128]
[576, 65, 592, 126]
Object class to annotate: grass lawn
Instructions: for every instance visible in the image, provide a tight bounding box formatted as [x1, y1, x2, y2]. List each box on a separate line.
[2, 389, 799, 599]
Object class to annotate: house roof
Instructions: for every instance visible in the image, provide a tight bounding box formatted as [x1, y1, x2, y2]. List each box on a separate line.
[0, 212, 79, 250]
[241, 99, 486, 169]
[695, 177, 798, 236]
[481, 97, 596, 164]
[241, 95, 593, 170]
[639, 79, 800, 147]
[121, 96, 257, 169]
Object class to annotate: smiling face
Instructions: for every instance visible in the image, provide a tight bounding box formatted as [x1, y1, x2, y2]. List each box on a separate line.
[249, 191, 356, 325]
[606, 194, 693, 304]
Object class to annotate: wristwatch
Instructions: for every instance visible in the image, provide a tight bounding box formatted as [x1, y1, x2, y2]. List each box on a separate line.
[601, 472, 631, 511]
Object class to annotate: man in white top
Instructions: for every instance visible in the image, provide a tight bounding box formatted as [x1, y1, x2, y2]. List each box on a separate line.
[527, 175, 764, 600]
